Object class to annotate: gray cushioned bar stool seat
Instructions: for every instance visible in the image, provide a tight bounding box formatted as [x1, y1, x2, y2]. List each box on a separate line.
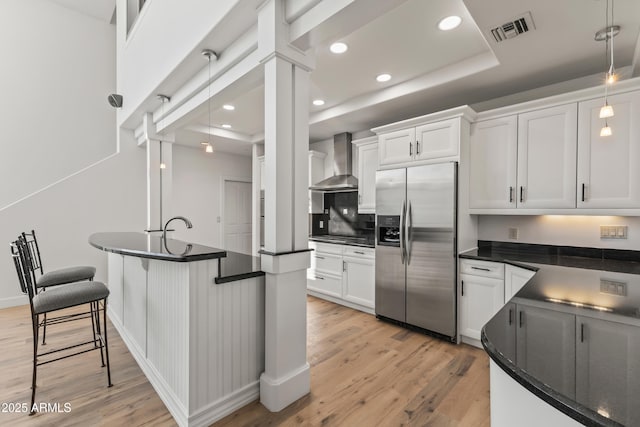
[33, 281, 109, 315]
[36, 266, 96, 289]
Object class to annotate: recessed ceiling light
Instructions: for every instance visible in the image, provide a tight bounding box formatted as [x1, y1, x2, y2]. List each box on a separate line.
[376, 73, 391, 82]
[313, 99, 325, 106]
[330, 42, 348, 54]
[438, 15, 462, 31]
[222, 104, 235, 111]
[222, 124, 232, 129]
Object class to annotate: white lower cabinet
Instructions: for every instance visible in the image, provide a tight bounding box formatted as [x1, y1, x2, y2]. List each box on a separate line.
[307, 242, 375, 313]
[460, 260, 505, 342]
[505, 264, 536, 300]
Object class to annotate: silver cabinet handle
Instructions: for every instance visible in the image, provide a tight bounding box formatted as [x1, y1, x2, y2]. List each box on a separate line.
[315, 255, 325, 260]
[343, 261, 346, 272]
[409, 142, 413, 157]
[316, 276, 325, 280]
[509, 186, 514, 203]
[416, 141, 420, 155]
[358, 194, 362, 204]
[581, 183, 586, 202]
[471, 266, 491, 272]
[508, 308, 513, 325]
[461, 280, 464, 296]
[520, 186, 524, 203]
[354, 251, 365, 255]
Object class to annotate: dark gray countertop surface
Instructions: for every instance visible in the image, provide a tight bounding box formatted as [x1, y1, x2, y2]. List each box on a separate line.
[467, 241, 640, 427]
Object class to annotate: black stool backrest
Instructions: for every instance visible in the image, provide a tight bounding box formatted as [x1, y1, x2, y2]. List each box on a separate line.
[10, 242, 29, 295]
[20, 230, 44, 284]
[15, 236, 36, 304]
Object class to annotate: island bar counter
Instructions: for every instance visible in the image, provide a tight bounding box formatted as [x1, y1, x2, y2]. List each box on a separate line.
[89, 232, 265, 427]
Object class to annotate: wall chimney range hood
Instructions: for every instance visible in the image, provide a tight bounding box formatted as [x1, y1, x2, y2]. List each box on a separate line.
[309, 132, 358, 192]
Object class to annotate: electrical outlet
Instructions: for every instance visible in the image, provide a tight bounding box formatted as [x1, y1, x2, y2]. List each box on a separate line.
[508, 227, 519, 240]
[600, 279, 627, 296]
[319, 220, 324, 229]
[216, 216, 221, 223]
[343, 208, 348, 215]
[600, 225, 628, 239]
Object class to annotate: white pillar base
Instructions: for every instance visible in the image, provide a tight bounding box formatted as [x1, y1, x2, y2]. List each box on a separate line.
[260, 362, 310, 412]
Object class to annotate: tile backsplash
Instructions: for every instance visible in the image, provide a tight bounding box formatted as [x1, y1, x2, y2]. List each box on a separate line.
[309, 192, 374, 237]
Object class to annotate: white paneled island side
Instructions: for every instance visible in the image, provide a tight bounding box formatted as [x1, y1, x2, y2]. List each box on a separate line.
[89, 232, 265, 427]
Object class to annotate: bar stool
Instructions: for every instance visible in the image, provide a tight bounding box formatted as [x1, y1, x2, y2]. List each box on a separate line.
[12, 237, 112, 415]
[21, 230, 96, 345]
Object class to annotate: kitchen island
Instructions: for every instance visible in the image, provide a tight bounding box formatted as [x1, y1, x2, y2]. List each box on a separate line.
[89, 232, 265, 427]
[465, 242, 640, 427]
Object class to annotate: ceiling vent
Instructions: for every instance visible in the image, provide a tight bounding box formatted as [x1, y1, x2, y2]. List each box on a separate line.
[490, 12, 535, 43]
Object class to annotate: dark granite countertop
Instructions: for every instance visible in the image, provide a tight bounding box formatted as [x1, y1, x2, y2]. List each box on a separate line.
[89, 232, 264, 284]
[90, 232, 227, 262]
[309, 235, 375, 248]
[469, 241, 640, 427]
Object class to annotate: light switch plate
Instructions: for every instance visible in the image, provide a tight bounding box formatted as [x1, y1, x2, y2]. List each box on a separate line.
[343, 208, 348, 215]
[600, 279, 627, 296]
[319, 221, 324, 228]
[600, 225, 628, 239]
[508, 227, 519, 240]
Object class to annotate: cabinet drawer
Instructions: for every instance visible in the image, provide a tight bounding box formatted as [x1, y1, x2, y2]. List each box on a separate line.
[313, 242, 343, 255]
[313, 252, 343, 275]
[460, 259, 504, 279]
[307, 272, 342, 298]
[343, 246, 375, 259]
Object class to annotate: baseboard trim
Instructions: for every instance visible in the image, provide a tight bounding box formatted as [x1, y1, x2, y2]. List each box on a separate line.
[306, 290, 374, 315]
[0, 295, 28, 309]
[188, 381, 259, 427]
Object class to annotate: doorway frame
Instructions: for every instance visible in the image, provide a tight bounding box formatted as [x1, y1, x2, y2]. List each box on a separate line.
[220, 175, 253, 251]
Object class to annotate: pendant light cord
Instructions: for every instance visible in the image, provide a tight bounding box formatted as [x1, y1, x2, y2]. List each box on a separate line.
[208, 53, 212, 147]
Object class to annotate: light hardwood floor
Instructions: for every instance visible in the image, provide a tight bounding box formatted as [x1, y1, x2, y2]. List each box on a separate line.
[0, 297, 490, 426]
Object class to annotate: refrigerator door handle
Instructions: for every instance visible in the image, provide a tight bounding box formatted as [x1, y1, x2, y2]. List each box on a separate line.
[399, 200, 406, 264]
[405, 201, 412, 264]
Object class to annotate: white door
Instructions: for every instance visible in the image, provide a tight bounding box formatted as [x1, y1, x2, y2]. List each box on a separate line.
[577, 91, 640, 208]
[378, 128, 415, 167]
[460, 273, 505, 341]
[517, 104, 577, 208]
[342, 256, 375, 308]
[414, 118, 459, 161]
[224, 180, 252, 254]
[469, 116, 518, 209]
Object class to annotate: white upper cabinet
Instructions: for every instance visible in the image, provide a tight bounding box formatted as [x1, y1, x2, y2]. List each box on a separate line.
[373, 106, 473, 170]
[517, 104, 577, 209]
[469, 116, 518, 209]
[577, 91, 640, 209]
[378, 128, 415, 167]
[414, 118, 460, 161]
[353, 138, 378, 214]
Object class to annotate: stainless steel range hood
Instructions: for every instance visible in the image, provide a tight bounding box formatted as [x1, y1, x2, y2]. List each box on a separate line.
[309, 132, 358, 192]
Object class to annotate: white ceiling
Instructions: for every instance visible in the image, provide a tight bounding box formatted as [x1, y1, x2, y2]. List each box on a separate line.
[48, 0, 640, 156]
[185, 0, 640, 155]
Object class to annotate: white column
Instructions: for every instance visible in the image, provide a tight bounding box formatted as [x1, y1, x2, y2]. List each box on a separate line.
[258, 0, 313, 412]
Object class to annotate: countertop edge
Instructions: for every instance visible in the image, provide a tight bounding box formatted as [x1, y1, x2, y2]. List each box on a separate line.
[458, 252, 539, 272]
[480, 329, 620, 427]
[89, 233, 227, 262]
[214, 271, 265, 284]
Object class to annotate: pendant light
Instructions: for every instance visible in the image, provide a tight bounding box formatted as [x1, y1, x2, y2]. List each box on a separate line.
[157, 94, 171, 167]
[202, 49, 218, 153]
[597, 0, 618, 136]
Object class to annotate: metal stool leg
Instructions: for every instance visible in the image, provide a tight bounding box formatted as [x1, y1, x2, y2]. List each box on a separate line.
[102, 299, 112, 387]
[94, 302, 105, 367]
[30, 314, 39, 415]
[41, 312, 47, 345]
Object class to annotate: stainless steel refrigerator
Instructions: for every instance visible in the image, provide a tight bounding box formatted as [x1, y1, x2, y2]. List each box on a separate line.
[375, 162, 457, 342]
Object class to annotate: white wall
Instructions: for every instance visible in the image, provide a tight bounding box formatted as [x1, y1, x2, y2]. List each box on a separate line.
[0, 139, 146, 308]
[0, 0, 117, 209]
[478, 216, 640, 250]
[171, 145, 252, 248]
[116, 0, 239, 122]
